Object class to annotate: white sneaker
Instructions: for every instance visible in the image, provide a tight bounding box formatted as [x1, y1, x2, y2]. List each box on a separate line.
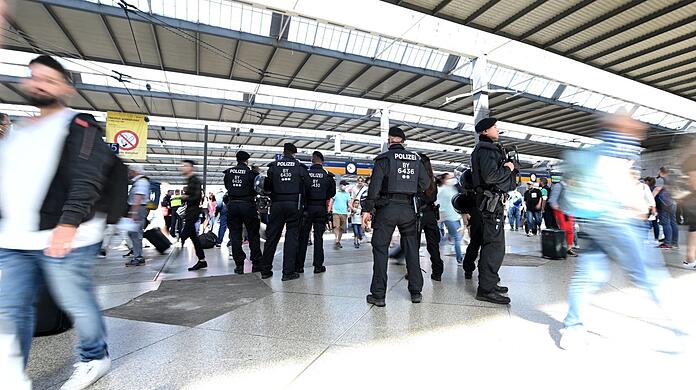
[681, 261, 696, 270]
[559, 326, 588, 351]
[60, 357, 111, 390]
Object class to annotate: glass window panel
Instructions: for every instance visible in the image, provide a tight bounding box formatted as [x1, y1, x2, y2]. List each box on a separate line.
[305, 21, 318, 45]
[314, 25, 326, 47]
[539, 80, 560, 98]
[230, 4, 242, 31]
[583, 93, 604, 109]
[219, 2, 232, 29]
[240, 7, 252, 32]
[509, 72, 532, 90]
[260, 11, 272, 36]
[188, 0, 199, 23]
[175, 0, 187, 20]
[525, 78, 547, 96]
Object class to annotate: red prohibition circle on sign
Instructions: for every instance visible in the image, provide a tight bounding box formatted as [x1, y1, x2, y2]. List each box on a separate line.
[115, 130, 139, 151]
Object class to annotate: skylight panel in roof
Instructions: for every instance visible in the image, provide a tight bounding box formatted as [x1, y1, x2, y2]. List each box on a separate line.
[539, 80, 560, 99]
[488, 65, 514, 88]
[509, 72, 532, 91]
[526, 78, 547, 97]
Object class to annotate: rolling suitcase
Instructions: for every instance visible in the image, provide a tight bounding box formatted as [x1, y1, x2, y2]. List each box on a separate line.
[34, 287, 72, 337]
[541, 229, 567, 259]
[144, 228, 171, 254]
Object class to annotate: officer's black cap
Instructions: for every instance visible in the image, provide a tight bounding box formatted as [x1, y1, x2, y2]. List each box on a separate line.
[418, 152, 430, 162]
[475, 117, 497, 133]
[388, 126, 406, 141]
[340, 179, 348, 185]
[236, 150, 250, 162]
[283, 143, 297, 154]
[312, 151, 324, 162]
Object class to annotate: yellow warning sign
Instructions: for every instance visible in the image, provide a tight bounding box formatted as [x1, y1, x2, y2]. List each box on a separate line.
[105, 112, 148, 160]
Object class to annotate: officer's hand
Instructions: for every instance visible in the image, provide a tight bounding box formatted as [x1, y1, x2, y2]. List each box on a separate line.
[362, 212, 372, 227]
[504, 162, 515, 171]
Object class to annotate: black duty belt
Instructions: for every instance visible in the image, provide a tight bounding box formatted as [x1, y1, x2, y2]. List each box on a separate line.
[228, 196, 255, 202]
[307, 199, 327, 205]
[384, 194, 413, 201]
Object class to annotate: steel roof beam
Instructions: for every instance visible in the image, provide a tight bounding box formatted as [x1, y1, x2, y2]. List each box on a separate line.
[633, 57, 696, 80]
[492, 0, 547, 33]
[542, 0, 644, 49]
[337, 65, 371, 95]
[518, 0, 594, 40]
[43, 4, 84, 57]
[588, 14, 696, 64]
[564, 0, 695, 56]
[285, 53, 311, 88]
[432, 0, 455, 15]
[99, 14, 126, 64]
[313, 59, 343, 92]
[462, 0, 500, 25]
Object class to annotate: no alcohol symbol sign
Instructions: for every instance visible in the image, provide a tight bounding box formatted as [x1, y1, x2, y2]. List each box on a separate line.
[115, 130, 139, 151]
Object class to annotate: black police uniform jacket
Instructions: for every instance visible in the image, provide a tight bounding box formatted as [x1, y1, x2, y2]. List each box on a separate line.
[364, 144, 430, 211]
[307, 164, 336, 204]
[223, 163, 258, 201]
[470, 135, 516, 193]
[265, 154, 311, 202]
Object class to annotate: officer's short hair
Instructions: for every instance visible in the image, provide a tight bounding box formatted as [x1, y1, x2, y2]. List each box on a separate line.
[182, 159, 195, 167]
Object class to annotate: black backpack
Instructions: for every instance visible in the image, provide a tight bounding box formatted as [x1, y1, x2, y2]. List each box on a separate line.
[69, 114, 129, 224]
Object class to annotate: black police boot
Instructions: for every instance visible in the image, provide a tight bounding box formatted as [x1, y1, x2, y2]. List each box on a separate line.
[431, 273, 442, 282]
[188, 260, 208, 271]
[234, 265, 244, 275]
[494, 285, 509, 294]
[314, 266, 327, 274]
[251, 264, 262, 273]
[410, 293, 423, 303]
[464, 271, 473, 280]
[260, 271, 273, 279]
[296, 268, 305, 274]
[281, 272, 300, 282]
[475, 290, 511, 305]
[366, 294, 386, 307]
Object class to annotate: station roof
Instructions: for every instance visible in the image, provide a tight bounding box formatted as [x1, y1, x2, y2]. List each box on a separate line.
[1, 0, 692, 182]
[383, 0, 696, 103]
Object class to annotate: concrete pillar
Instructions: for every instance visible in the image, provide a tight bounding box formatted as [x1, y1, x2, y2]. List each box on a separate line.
[380, 108, 389, 152]
[471, 56, 490, 143]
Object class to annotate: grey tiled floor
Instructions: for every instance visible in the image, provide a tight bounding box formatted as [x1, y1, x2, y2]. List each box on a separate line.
[28, 227, 696, 389]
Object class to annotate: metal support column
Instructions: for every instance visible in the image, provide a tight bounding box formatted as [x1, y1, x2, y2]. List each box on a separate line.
[203, 124, 208, 194]
[380, 108, 390, 152]
[471, 56, 490, 143]
[334, 134, 342, 155]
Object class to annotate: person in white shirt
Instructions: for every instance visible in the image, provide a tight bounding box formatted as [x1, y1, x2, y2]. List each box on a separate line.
[507, 188, 523, 231]
[0, 55, 111, 390]
[436, 173, 464, 264]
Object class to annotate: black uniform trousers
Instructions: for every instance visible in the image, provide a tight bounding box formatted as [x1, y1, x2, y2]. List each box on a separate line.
[297, 203, 328, 271]
[419, 208, 443, 277]
[181, 216, 205, 261]
[463, 206, 483, 273]
[370, 202, 422, 298]
[400, 208, 443, 276]
[227, 200, 263, 269]
[261, 201, 302, 276]
[477, 208, 505, 294]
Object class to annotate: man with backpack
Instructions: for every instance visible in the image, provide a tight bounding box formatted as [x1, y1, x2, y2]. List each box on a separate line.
[125, 164, 150, 267]
[0, 55, 113, 389]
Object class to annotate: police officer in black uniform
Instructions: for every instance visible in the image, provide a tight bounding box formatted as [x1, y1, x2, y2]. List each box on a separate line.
[260, 143, 311, 281]
[223, 150, 263, 275]
[296, 151, 336, 274]
[470, 118, 517, 305]
[363, 127, 430, 307]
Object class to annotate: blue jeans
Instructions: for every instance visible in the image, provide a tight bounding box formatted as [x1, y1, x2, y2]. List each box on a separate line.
[526, 210, 542, 234]
[564, 219, 670, 329]
[352, 224, 363, 240]
[442, 220, 463, 261]
[659, 203, 679, 246]
[508, 205, 521, 229]
[217, 212, 228, 245]
[0, 243, 108, 367]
